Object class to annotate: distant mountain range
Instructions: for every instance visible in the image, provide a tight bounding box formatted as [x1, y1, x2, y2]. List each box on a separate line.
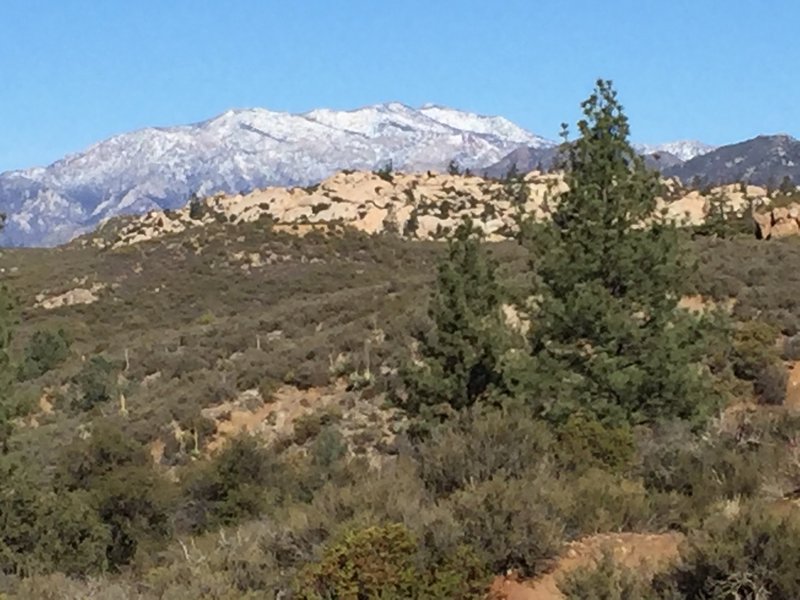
[663, 134, 800, 187]
[483, 135, 800, 189]
[0, 103, 795, 247]
[481, 141, 713, 179]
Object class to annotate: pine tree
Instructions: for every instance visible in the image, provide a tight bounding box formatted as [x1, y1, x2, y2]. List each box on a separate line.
[513, 80, 719, 426]
[401, 219, 508, 414]
[188, 193, 205, 220]
[697, 191, 736, 238]
[779, 175, 796, 196]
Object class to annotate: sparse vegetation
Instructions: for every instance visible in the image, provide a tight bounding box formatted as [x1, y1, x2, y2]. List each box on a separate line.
[1, 81, 800, 599]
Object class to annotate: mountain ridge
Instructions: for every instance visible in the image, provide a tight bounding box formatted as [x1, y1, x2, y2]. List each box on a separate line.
[0, 103, 754, 248]
[0, 103, 558, 247]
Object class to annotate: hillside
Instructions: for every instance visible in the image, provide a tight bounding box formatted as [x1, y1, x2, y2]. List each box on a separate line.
[664, 134, 800, 186]
[4, 198, 800, 597]
[5, 84, 800, 600]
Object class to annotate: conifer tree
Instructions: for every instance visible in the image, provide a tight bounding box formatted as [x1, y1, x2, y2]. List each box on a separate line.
[514, 80, 719, 426]
[402, 219, 508, 414]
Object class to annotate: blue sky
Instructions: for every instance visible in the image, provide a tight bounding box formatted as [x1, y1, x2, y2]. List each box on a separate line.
[0, 0, 798, 171]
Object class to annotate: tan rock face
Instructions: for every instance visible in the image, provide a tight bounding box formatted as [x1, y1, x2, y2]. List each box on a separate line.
[752, 210, 772, 239]
[35, 283, 104, 310]
[96, 170, 782, 249]
[753, 202, 800, 240]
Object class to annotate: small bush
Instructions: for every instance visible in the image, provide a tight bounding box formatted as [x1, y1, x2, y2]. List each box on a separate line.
[781, 334, 800, 361]
[654, 505, 800, 600]
[559, 548, 658, 600]
[754, 363, 788, 405]
[556, 412, 635, 474]
[293, 523, 487, 600]
[179, 435, 289, 533]
[17, 329, 70, 381]
[415, 405, 553, 496]
[446, 475, 565, 577]
[561, 469, 652, 535]
[732, 321, 781, 381]
[71, 356, 117, 411]
[293, 410, 340, 446]
[293, 523, 417, 599]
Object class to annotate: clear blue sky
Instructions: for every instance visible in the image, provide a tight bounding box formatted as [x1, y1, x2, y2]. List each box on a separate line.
[1, 0, 798, 171]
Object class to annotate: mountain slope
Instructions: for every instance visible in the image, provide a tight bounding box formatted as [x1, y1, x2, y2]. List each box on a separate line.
[482, 144, 694, 178]
[664, 134, 800, 186]
[0, 103, 556, 247]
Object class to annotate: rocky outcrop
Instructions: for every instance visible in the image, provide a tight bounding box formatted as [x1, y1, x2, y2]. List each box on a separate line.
[91, 171, 567, 249]
[753, 204, 800, 239]
[87, 171, 779, 250]
[35, 283, 104, 309]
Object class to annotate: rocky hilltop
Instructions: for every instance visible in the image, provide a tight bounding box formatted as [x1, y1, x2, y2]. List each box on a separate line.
[88, 171, 776, 250]
[0, 103, 554, 247]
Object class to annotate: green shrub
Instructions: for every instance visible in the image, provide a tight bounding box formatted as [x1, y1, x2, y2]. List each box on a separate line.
[561, 469, 652, 535]
[373, 161, 394, 183]
[17, 329, 70, 381]
[446, 475, 565, 577]
[781, 334, 800, 361]
[293, 523, 487, 600]
[754, 363, 788, 405]
[179, 435, 288, 533]
[415, 405, 553, 496]
[0, 463, 109, 577]
[655, 505, 800, 600]
[71, 355, 117, 411]
[559, 548, 658, 599]
[731, 321, 780, 381]
[293, 523, 418, 599]
[292, 413, 324, 445]
[635, 422, 774, 523]
[556, 412, 635, 474]
[55, 421, 175, 570]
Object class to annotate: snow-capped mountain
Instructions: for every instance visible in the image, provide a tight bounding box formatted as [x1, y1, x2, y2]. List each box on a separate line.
[0, 103, 557, 246]
[635, 140, 716, 162]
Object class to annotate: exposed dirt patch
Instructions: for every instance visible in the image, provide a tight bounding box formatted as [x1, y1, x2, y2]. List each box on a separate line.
[202, 384, 339, 453]
[489, 532, 683, 600]
[38, 394, 53, 415]
[200, 381, 405, 464]
[785, 361, 800, 411]
[678, 294, 735, 313]
[149, 438, 165, 464]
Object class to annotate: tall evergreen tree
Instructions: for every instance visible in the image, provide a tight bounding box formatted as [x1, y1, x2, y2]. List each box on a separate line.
[513, 80, 719, 426]
[402, 219, 508, 414]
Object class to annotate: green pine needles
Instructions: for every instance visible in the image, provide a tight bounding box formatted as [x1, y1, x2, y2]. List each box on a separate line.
[405, 80, 724, 428]
[401, 218, 510, 415]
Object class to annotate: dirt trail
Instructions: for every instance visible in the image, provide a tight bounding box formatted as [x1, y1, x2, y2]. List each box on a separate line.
[489, 532, 683, 600]
[784, 361, 800, 411]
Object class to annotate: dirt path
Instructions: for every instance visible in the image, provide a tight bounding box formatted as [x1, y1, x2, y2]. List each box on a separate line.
[489, 532, 683, 600]
[784, 361, 800, 411]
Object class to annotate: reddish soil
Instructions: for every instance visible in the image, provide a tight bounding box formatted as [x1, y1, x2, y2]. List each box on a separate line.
[488, 532, 683, 600]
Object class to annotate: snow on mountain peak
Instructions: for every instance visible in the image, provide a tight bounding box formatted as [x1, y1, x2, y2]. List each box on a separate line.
[0, 103, 553, 247]
[419, 105, 553, 148]
[636, 140, 716, 162]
